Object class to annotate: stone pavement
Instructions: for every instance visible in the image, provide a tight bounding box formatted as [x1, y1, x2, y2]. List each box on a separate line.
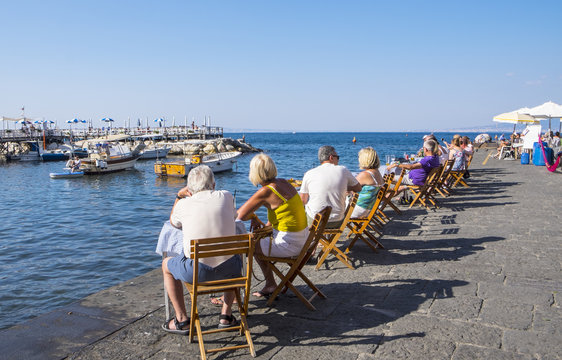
[1, 150, 560, 360]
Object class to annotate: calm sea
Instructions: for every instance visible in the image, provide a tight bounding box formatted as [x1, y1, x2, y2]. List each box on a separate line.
[0, 131, 494, 330]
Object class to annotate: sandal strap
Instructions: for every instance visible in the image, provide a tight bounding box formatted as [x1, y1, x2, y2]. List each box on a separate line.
[219, 314, 235, 322]
[173, 317, 189, 330]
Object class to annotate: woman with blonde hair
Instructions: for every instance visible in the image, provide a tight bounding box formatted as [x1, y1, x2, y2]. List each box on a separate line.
[237, 153, 308, 298]
[449, 137, 466, 171]
[351, 147, 384, 218]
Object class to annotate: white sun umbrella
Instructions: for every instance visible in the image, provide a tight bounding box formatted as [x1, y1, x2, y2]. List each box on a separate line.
[527, 101, 562, 131]
[493, 111, 539, 133]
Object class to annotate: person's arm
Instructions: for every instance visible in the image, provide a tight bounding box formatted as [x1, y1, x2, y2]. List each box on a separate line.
[169, 186, 192, 228]
[300, 193, 309, 205]
[345, 169, 362, 193]
[397, 162, 422, 171]
[236, 187, 268, 221]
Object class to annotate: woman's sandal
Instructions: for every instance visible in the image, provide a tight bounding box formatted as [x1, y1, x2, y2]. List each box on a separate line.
[162, 317, 190, 335]
[218, 314, 237, 329]
[210, 295, 238, 307]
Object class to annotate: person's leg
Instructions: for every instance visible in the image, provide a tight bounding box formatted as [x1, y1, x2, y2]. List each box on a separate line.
[252, 240, 277, 296]
[162, 258, 189, 329]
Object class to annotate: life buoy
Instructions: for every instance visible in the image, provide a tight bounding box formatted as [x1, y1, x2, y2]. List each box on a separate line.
[191, 155, 201, 164]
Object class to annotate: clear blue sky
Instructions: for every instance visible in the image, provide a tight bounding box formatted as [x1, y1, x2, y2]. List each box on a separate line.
[1, 1, 561, 131]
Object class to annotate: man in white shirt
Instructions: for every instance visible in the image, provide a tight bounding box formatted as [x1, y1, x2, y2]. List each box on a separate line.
[300, 145, 362, 228]
[162, 165, 241, 334]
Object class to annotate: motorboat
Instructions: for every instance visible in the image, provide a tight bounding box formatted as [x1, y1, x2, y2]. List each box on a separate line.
[154, 151, 242, 177]
[75, 135, 145, 174]
[139, 145, 172, 159]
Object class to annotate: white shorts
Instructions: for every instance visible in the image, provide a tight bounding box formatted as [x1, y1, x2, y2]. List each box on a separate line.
[260, 227, 309, 257]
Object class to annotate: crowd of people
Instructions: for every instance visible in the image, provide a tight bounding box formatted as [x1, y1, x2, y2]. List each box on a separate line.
[159, 136, 474, 335]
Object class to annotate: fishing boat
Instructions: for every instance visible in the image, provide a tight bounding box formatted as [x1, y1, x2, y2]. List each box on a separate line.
[75, 135, 145, 174]
[154, 151, 242, 177]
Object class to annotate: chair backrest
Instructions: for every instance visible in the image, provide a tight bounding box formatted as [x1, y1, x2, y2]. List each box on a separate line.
[301, 206, 332, 262]
[190, 234, 254, 292]
[355, 182, 388, 220]
[325, 193, 358, 232]
[435, 160, 454, 187]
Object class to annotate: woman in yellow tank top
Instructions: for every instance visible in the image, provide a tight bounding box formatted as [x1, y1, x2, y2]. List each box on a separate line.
[237, 153, 309, 298]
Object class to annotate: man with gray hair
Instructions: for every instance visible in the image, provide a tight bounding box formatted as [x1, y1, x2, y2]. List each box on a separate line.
[161, 165, 241, 334]
[300, 145, 362, 227]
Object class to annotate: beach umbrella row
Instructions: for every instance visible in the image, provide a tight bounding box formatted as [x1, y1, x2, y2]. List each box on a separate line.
[493, 101, 562, 132]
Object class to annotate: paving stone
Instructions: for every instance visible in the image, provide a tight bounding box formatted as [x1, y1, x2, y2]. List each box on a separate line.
[478, 283, 554, 306]
[451, 344, 534, 360]
[479, 298, 533, 330]
[429, 295, 483, 321]
[373, 336, 455, 360]
[531, 305, 562, 334]
[386, 314, 502, 348]
[503, 329, 562, 358]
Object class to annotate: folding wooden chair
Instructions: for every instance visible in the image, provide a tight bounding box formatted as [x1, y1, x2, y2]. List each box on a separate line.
[184, 234, 255, 359]
[405, 166, 442, 209]
[379, 168, 405, 215]
[447, 155, 473, 189]
[345, 183, 389, 253]
[255, 206, 332, 310]
[315, 193, 358, 270]
[434, 159, 454, 197]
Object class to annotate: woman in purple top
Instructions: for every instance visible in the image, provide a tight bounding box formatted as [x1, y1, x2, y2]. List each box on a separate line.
[387, 139, 440, 197]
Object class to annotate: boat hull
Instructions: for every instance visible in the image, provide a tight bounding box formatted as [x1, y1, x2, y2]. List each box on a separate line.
[139, 147, 171, 159]
[80, 156, 139, 174]
[41, 152, 70, 161]
[49, 171, 84, 179]
[154, 152, 241, 177]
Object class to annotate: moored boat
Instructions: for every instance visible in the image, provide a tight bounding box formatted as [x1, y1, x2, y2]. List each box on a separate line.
[75, 135, 145, 174]
[49, 171, 84, 179]
[139, 145, 172, 159]
[154, 151, 242, 177]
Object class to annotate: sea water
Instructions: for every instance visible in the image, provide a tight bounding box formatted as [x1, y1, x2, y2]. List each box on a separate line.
[0, 132, 492, 330]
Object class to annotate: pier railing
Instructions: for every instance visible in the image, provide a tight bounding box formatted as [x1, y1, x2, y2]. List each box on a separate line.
[0, 126, 223, 143]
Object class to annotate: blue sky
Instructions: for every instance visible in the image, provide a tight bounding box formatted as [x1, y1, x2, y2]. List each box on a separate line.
[1, 1, 561, 131]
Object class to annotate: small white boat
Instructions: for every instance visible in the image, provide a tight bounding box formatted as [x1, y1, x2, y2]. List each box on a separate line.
[49, 171, 84, 179]
[155, 151, 242, 177]
[139, 145, 172, 159]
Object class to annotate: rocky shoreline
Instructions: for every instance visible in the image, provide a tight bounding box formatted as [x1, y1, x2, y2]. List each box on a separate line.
[0, 137, 261, 162]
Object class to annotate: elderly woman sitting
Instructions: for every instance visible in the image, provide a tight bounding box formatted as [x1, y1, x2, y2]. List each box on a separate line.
[162, 165, 241, 334]
[351, 147, 384, 218]
[237, 153, 309, 298]
[387, 139, 440, 197]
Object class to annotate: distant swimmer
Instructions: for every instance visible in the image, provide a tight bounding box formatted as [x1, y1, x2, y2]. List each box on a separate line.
[352, 137, 357, 144]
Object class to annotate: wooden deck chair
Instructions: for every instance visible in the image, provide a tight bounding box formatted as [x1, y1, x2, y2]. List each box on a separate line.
[184, 234, 255, 359]
[345, 183, 389, 254]
[255, 206, 332, 310]
[447, 154, 473, 189]
[379, 168, 405, 215]
[406, 166, 442, 209]
[434, 159, 454, 198]
[315, 193, 358, 270]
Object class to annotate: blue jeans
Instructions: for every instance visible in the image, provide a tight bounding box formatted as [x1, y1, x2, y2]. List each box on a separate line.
[167, 254, 242, 284]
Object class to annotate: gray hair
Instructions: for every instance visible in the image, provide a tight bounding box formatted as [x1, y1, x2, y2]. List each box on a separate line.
[318, 145, 337, 162]
[423, 139, 438, 155]
[187, 165, 215, 194]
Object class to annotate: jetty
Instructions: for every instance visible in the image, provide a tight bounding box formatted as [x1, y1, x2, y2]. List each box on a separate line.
[0, 149, 560, 359]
